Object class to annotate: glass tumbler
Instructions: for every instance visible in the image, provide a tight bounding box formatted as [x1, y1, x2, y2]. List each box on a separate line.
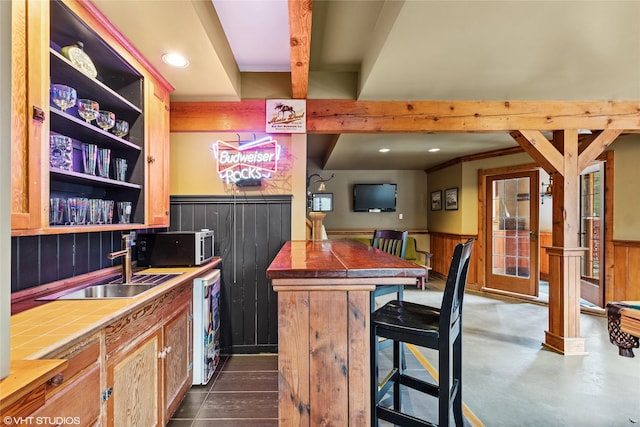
[97, 148, 111, 178]
[117, 201, 132, 224]
[82, 143, 98, 175]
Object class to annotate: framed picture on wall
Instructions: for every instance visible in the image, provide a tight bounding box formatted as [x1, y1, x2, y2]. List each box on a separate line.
[430, 190, 442, 211]
[445, 187, 458, 210]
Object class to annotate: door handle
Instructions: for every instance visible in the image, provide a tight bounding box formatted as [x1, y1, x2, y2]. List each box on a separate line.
[530, 231, 537, 242]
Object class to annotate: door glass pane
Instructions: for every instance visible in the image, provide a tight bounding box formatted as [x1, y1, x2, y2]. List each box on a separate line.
[491, 177, 531, 278]
[580, 171, 600, 280]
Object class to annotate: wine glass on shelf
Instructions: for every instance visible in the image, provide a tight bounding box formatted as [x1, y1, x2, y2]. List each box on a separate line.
[77, 99, 99, 123]
[96, 110, 115, 131]
[50, 84, 77, 113]
[112, 120, 129, 138]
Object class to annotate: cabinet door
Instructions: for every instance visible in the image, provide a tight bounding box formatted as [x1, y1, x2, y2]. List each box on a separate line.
[163, 302, 192, 422]
[30, 364, 101, 427]
[146, 80, 170, 226]
[106, 329, 162, 427]
[11, 0, 49, 230]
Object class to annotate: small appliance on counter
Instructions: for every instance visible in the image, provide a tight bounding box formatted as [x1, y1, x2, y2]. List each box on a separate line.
[192, 269, 221, 385]
[137, 230, 214, 267]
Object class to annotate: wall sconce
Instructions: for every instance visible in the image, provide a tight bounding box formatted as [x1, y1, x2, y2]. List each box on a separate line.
[307, 173, 334, 211]
[541, 174, 553, 204]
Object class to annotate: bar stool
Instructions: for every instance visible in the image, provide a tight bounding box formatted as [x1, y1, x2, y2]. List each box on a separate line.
[371, 238, 474, 426]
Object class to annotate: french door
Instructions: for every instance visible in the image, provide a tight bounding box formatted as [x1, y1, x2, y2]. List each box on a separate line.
[579, 163, 604, 307]
[485, 171, 539, 296]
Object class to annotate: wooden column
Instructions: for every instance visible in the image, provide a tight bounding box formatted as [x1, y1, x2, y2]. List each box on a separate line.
[309, 212, 326, 241]
[545, 130, 586, 354]
[544, 246, 587, 354]
[510, 129, 590, 355]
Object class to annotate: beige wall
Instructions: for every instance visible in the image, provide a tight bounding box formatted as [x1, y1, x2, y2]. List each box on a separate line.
[170, 132, 307, 239]
[611, 134, 640, 241]
[306, 168, 428, 231]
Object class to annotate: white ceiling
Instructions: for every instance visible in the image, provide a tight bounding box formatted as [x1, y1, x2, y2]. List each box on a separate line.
[91, 0, 640, 171]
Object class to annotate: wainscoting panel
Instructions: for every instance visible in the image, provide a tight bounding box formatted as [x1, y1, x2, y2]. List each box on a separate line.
[429, 232, 478, 289]
[612, 240, 640, 301]
[170, 195, 292, 354]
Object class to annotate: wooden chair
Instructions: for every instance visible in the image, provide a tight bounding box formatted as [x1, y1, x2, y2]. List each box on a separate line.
[370, 229, 409, 310]
[370, 230, 409, 368]
[371, 238, 474, 427]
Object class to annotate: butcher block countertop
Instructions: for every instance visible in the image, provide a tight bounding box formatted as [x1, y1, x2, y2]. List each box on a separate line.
[1, 258, 221, 414]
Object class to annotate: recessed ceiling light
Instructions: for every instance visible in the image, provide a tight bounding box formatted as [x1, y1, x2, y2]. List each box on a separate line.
[428, 148, 440, 152]
[379, 148, 390, 153]
[162, 53, 189, 68]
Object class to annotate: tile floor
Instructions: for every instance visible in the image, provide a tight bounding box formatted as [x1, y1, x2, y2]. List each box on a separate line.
[168, 278, 640, 427]
[167, 354, 278, 426]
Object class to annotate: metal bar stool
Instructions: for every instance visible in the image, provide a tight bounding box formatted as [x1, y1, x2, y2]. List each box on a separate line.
[371, 238, 474, 426]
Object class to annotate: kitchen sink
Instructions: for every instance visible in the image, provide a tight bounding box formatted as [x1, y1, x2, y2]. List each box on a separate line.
[55, 283, 160, 300]
[37, 272, 183, 300]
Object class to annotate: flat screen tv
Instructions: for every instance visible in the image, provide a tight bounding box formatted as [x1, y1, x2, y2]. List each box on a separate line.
[353, 183, 397, 212]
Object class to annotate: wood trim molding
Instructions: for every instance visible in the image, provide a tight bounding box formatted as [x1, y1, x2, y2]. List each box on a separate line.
[425, 146, 525, 174]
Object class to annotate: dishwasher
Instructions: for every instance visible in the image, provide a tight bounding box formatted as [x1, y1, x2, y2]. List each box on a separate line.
[192, 269, 221, 385]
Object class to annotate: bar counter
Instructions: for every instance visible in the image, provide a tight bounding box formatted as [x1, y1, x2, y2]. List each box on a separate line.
[267, 239, 426, 426]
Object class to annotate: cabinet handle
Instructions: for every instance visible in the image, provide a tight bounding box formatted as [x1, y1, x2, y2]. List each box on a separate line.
[33, 106, 46, 123]
[158, 350, 166, 359]
[165, 346, 172, 354]
[48, 373, 64, 387]
[147, 156, 156, 164]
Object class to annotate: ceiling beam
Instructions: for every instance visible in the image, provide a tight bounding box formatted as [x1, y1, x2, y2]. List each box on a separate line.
[306, 100, 640, 133]
[289, 0, 313, 99]
[170, 100, 640, 135]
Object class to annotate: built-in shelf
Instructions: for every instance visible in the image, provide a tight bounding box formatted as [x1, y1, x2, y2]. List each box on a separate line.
[48, 0, 146, 228]
[50, 49, 142, 114]
[50, 168, 141, 190]
[50, 108, 141, 152]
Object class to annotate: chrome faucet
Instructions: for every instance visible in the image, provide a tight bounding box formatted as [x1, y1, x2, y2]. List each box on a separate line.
[108, 234, 132, 284]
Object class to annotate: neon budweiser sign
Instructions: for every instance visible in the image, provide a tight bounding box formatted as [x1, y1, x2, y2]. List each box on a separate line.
[211, 136, 281, 184]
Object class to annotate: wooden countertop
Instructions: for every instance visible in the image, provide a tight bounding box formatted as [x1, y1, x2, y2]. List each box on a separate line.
[267, 239, 426, 280]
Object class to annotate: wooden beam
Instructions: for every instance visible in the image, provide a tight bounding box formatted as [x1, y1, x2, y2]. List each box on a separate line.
[170, 101, 265, 132]
[577, 129, 623, 172]
[170, 100, 640, 135]
[510, 130, 564, 175]
[306, 100, 640, 133]
[289, 0, 313, 99]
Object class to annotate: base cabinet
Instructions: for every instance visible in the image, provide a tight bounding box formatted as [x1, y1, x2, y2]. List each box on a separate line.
[106, 329, 162, 427]
[30, 364, 101, 427]
[104, 281, 193, 426]
[30, 336, 102, 427]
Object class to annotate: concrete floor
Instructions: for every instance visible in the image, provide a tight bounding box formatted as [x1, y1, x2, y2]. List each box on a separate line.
[385, 279, 640, 427]
[170, 278, 640, 426]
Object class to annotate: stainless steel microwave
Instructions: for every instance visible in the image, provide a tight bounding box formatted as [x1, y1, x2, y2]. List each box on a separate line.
[137, 230, 214, 267]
